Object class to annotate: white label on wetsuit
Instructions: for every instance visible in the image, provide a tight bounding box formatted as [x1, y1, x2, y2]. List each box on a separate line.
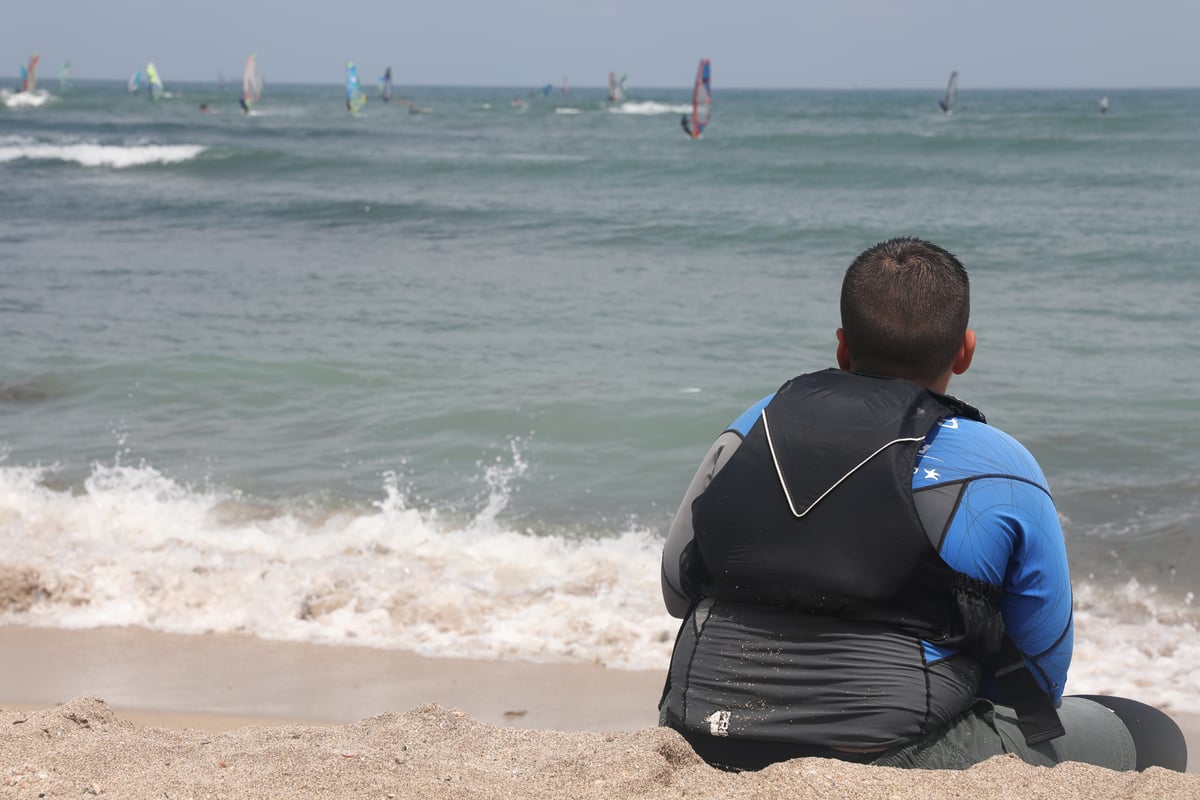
[704, 710, 731, 737]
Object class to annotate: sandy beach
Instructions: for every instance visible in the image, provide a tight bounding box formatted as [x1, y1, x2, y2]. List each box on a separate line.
[1, 626, 1197, 798]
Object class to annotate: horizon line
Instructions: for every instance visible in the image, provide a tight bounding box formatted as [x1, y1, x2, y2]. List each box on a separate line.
[28, 76, 1200, 92]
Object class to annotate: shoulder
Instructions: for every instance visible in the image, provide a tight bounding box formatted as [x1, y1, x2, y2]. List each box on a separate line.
[927, 419, 1069, 612]
[917, 417, 1049, 490]
[726, 392, 775, 438]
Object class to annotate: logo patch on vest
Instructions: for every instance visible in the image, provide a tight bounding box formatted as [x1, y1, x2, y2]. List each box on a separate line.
[703, 710, 731, 737]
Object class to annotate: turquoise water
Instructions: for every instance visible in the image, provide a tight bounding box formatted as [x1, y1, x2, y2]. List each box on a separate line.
[1, 82, 1198, 708]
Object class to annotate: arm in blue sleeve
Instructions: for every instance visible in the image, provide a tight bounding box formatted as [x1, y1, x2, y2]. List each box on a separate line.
[661, 431, 740, 618]
[994, 479, 1073, 702]
[920, 419, 1073, 702]
[941, 477, 1073, 703]
[661, 394, 774, 618]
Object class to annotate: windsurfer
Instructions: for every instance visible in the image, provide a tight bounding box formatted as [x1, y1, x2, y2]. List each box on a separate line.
[381, 67, 393, 102]
[680, 115, 692, 136]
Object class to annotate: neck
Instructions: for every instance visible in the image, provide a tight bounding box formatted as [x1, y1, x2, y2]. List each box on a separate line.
[922, 371, 954, 395]
[844, 364, 953, 395]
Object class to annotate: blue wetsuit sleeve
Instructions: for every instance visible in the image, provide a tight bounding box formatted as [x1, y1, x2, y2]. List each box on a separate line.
[917, 419, 1072, 702]
[955, 478, 1072, 702]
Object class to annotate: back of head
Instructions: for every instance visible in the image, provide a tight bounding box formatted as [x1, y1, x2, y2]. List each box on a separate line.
[840, 237, 970, 384]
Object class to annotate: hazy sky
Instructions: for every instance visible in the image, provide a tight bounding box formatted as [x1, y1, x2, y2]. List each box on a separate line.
[5, 0, 1199, 89]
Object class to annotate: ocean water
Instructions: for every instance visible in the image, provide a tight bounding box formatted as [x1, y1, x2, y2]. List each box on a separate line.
[2, 82, 1198, 711]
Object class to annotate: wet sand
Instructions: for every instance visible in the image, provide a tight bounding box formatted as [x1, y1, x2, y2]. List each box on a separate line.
[2, 626, 1196, 798]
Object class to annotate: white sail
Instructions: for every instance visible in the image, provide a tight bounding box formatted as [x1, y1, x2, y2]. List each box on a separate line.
[242, 54, 263, 111]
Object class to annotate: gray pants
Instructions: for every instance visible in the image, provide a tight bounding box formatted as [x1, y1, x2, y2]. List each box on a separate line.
[872, 697, 1136, 770]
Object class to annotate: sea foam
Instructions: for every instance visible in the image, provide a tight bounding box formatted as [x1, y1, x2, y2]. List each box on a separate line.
[0, 139, 205, 168]
[0, 461, 676, 671]
[609, 101, 692, 116]
[1, 90, 52, 108]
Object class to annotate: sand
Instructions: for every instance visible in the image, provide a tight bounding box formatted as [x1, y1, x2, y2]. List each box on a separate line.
[2, 627, 1197, 799]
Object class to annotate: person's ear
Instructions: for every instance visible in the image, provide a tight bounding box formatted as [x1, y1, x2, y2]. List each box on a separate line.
[836, 328, 852, 370]
[952, 329, 976, 375]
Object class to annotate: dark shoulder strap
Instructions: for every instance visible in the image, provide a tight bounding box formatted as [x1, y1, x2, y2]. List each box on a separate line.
[925, 388, 987, 424]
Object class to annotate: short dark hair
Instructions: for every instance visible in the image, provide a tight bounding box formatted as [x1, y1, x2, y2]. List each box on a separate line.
[839, 237, 970, 383]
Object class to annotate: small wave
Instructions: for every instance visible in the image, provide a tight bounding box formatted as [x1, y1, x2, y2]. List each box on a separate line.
[1, 89, 53, 109]
[0, 459, 676, 671]
[501, 152, 590, 164]
[3, 458, 1196, 702]
[609, 101, 691, 116]
[0, 140, 205, 168]
[1068, 578, 1199, 713]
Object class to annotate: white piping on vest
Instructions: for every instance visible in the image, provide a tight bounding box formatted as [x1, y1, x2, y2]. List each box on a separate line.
[761, 408, 925, 518]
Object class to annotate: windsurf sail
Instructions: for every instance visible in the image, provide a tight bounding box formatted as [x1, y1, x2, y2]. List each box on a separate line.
[242, 54, 263, 112]
[681, 58, 711, 139]
[22, 53, 39, 92]
[146, 62, 163, 101]
[604, 70, 624, 103]
[939, 70, 958, 114]
[345, 61, 367, 114]
[59, 60, 71, 92]
[380, 67, 393, 101]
